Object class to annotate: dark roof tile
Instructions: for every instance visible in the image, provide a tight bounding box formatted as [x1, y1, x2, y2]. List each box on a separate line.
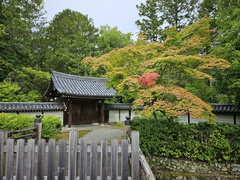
[211, 103, 239, 113]
[105, 103, 240, 113]
[49, 70, 116, 98]
[0, 102, 66, 112]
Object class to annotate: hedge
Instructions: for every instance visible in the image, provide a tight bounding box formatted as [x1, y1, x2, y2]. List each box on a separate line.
[131, 117, 240, 163]
[0, 113, 62, 140]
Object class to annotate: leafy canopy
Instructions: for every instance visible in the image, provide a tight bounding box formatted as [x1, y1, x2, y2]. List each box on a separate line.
[83, 18, 230, 123]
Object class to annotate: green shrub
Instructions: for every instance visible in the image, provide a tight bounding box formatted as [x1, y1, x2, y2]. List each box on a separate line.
[41, 115, 62, 140]
[0, 113, 62, 140]
[131, 117, 240, 163]
[0, 113, 35, 138]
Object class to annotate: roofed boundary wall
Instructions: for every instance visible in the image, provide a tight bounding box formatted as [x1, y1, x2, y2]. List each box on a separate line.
[0, 102, 239, 125]
[0, 102, 66, 124]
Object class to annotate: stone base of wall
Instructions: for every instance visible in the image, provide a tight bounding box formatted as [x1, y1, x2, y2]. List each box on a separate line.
[147, 156, 240, 176]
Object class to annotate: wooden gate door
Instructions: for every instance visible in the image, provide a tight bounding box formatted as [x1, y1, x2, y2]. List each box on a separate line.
[72, 100, 98, 125]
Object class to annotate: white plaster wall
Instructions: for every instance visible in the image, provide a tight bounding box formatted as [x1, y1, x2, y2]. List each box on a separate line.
[215, 114, 240, 124]
[108, 110, 137, 123]
[18, 112, 42, 117]
[120, 111, 129, 122]
[44, 111, 64, 125]
[177, 114, 239, 124]
[109, 110, 120, 123]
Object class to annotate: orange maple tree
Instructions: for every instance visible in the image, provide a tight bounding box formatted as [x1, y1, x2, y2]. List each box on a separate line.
[83, 18, 231, 123]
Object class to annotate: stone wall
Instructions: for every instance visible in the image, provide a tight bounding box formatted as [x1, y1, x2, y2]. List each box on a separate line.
[147, 156, 240, 176]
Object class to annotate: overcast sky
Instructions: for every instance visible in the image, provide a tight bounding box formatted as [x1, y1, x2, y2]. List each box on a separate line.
[43, 0, 145, 38]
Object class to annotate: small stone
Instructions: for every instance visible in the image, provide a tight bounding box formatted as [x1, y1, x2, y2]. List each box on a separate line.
[221, 167, 228, 172]
[232, 167, 238, 172]
[176, 176, 183, 179]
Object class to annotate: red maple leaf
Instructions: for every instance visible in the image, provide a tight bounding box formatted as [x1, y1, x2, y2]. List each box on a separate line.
[138, 73, 160, 87]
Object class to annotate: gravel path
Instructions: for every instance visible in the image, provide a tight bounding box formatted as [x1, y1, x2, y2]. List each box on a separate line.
[62, 124, 124, 143]
[80, 128, 124, 142]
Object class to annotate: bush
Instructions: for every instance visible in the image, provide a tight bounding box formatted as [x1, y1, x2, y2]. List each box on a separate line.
[41, 115, 62, 140]
[131, 117, 240, 163]
[0, 113, 34, 138]
[0, 113, 62, 140]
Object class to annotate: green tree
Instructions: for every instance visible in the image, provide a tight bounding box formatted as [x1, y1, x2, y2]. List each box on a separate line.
[0, 67, 50, 102]
[84, 18, 230, 122]
[97, 25, 133, 56]
[135, 0, 164, 42]
[0, 80, 21, 102]
[7, 67, 51, 101]
[44, 9, 98, 75]
[0, 0, 45, 80]
[199, 0, 240, 107]
[136, 0, 199, 42]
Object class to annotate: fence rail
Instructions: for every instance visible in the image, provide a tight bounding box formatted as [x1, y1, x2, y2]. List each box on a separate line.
[3, 120, 42, 141]
[7, 127, 37, 140]
[0, 130, 155, 180]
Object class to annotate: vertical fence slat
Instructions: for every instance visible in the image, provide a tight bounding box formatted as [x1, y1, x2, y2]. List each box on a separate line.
[131, 131, 139, 180]
[80, 139, 87, 180]
[5, 139, 14, 180]
[121, 140, 128, 180]
[16, 139, 25, 180]
[68, 131, 78, 180]
[100, 140, 108, 180]
[37, 139, 46, 180]
[0, 131, 7, 180]
[47, 139, 56, 180]
[111, 139, 118, 180]
[26, 139, 35, 180]
[58, 139, 66, 180]
[90, 139, 97, 180]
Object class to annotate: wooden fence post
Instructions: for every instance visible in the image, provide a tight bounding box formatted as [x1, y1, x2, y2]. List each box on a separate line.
[121, 140, 129, 180]
[37, 139, 46, 180]
[58, 139, 66, 180]
[0, 130, 7, 179]
[111, 139, 118, 180]
[80, 139, 87, 180]
[90, 139, 97, 180]
[5, 139, 14, 180]
[68, 131, 78, 180]
[131, 131, 140, 180]
[48, 139, 56, 179]
[100, 140, 108, 180]
[26, 139, 35, 180]
[16, 139, 25, 180]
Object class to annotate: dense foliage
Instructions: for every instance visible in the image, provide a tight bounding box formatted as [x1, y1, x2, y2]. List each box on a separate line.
[136, 0, 240, 107]
[0, 2, 134, 102]
[0, 113, 62, 140]
[136, 0, 199, 42]
[84, 18, 230, 122]
[0, 0, 239, 117]
[41, 115, 62, 140]
[131, 117, 240, 163]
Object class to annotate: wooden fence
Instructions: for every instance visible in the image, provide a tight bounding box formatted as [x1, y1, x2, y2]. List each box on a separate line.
[2, 121, 42, 142]
[0, 130, 155, 180]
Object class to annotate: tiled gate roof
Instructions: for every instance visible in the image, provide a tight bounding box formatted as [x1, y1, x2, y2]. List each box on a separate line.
[45, 70, 116, 99]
